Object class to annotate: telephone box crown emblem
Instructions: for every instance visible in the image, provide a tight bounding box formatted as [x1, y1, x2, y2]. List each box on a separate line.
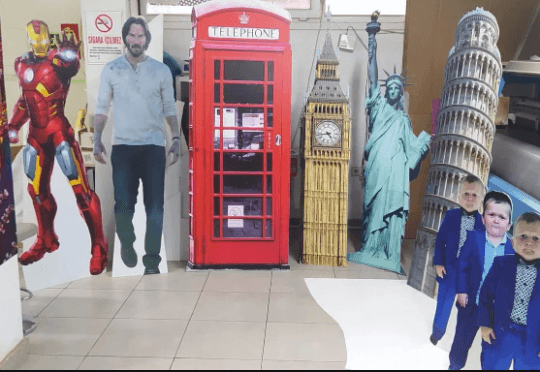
[239, 12, 249, 25]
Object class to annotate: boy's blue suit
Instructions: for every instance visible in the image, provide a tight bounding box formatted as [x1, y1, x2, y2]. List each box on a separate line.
[449, 229, 515, 370]
[478, 255, 540, 370]
[431, 208, 484, 340]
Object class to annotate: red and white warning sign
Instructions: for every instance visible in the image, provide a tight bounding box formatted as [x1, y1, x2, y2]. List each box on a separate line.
[85, 11, 123, 64]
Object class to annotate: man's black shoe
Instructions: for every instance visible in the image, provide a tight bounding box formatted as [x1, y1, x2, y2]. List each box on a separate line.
[121, 244, 138, 268]
[144, 267, 160, 275]
[430, 334, 439, 345]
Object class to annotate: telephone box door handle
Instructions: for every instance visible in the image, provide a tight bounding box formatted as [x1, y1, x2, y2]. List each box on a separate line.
[276, 134, 281, 146]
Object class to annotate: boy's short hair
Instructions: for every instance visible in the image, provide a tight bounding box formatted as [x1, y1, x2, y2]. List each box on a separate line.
[483, 190, 513, 220]
[459, 174, 485, 195]
[514, 211, 540, 234]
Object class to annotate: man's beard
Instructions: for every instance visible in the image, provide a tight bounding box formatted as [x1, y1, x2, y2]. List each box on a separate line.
[129, 44, 144, 57]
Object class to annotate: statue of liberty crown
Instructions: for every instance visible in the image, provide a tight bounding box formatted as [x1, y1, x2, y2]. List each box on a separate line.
[379, 66, 413, 88]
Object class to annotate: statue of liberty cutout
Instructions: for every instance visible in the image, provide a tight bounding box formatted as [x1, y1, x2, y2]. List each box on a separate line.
[348, 12, 431, 273]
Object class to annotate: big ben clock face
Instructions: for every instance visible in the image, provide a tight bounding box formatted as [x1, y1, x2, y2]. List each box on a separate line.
[315, 121, 341, 147]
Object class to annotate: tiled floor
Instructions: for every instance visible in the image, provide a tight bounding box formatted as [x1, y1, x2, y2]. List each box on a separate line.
[15, 229, 415, 370]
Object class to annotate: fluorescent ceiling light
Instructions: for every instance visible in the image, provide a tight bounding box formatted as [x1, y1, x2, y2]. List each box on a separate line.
[147, 0, 311, 14]
[326, 0, 406, 15]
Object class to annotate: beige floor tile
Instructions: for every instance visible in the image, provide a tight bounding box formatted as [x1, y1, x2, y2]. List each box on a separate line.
[333, 261, 388, 272]
[89, 319, 188, 358]
[167, 261, 185, 269]
[203, 271, 271, 293]
[271, 270, 334, 294]
[78, 356, 173, 370]
[262, 360, 346, 370]
[68, 272, 142, 291]
[176, 321, 266, 360]
[267, 293, 336, 324]
[288, 257, 338, 272]
[136, 267, 208, 292]
[49, 281, 72, 290]
[38, 289, 132, 319]
[171, 358, 262, 370]
[192, 292, 269, 323]
[334, 270, 399, 280]
[263, 323, 346, 362]
[21, 289, 63, 318]
[27, 318, 110, 356]
[14, 355, 84, 370]
[115, 291, 200, 320]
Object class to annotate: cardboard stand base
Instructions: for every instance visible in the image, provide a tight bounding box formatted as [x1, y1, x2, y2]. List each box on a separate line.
[21, 162, 92, 292]
[112, 183, 168, 277]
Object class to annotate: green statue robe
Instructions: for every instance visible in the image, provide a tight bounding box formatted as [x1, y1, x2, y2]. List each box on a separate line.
[348, 85, 430, 273]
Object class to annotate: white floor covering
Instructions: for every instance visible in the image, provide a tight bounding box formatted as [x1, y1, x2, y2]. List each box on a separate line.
[305, 278, 482, 370]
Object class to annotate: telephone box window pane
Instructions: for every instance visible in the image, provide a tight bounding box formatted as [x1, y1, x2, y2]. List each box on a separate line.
[267, 153, 272, 171]
[267, 85, 274, 104]
[214, 130, 220, 149]
[214, 152, 220, 171]
[214, 83, 220, 103]
[214, 108, 220, 127]
[240, 131, 264, 150]
[214, 60, 221, 80]
[214, 175, 221, 194]
[223, 175, 262, 194]
[214, 197, 220, 216]
[223, 219, 263, 238]
[223, 84, 264, 104]
[214, 219, 220, 238]
[267, 175, 272, 194]
[267, 108, 273, 127]
[223, 153, 263, 172]
[224, 60, 264, 81]
[266, 198, 272, 216]
[238, 107, 264, 129]
[223, 197, 263, 216]
[266, 220, 272, 238]
[268, 61, 274, 81]
[222, 131, 264, 150]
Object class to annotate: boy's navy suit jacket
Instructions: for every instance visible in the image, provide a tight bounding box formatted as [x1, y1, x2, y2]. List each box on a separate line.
[478, 255, 540, 360]
[457, 229, 515, 300]
[433, 208, 483, 275]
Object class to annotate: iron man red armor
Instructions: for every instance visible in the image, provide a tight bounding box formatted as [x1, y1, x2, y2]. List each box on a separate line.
[1, 20, 108, 275]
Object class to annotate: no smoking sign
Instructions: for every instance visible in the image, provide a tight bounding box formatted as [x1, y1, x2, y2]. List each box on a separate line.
[95, 14, 113, 33]
[86, 11, 123, 64]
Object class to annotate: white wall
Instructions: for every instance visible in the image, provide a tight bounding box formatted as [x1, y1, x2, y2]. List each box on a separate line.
[79, 0, 132, 259]
[2, 0, 405, 263]
[0, 257, 23, 363]
[148, 8, 405, 261]
[0, 0, 89, 225]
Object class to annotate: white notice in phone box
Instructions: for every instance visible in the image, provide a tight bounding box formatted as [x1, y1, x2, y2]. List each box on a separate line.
[228, 205, 244, 228]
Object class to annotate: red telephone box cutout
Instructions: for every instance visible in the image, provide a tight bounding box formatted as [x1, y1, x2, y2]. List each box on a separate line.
[188, 0, 292, 268]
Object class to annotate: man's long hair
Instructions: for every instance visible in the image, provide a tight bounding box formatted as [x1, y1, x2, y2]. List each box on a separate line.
[122, 16, 151, 50]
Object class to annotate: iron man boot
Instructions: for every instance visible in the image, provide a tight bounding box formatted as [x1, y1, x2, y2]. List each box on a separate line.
[78, 190, 108, 275]
[19, 189, 60, 265]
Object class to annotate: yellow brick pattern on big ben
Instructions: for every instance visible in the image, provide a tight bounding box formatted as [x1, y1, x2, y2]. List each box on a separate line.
[302, 102, 351, 267]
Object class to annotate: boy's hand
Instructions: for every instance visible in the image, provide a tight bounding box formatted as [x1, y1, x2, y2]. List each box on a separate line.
[480, 327, 496, 344]
[435, 265, 446, 278]
[457, 293, 468, 307]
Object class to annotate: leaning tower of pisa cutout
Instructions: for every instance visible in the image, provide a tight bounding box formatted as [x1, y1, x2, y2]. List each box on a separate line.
[408, 7, 502, 296]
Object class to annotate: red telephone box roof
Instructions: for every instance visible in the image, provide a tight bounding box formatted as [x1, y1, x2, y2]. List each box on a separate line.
[193, 0, 292, 23]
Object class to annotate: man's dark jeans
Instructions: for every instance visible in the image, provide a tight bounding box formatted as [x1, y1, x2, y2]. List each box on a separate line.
[112, 145, 165, 269]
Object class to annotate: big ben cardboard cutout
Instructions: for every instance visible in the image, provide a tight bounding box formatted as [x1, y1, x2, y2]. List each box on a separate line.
[302, 32, 351, 267]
